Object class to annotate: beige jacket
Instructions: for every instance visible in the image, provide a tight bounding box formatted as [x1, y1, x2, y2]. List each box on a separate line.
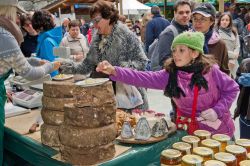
[218, 29, 240, 78]
[60, 34, 89, 60]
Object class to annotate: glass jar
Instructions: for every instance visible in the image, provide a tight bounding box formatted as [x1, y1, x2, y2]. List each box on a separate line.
[235, 139, 250, 153]
[225, 145, 247, 166]
[204, 160, 226, 166]
[181, 154, 203, 166]
[172, 142, 191, 156]
[182, 135, 200, 149]
[160, 149, 182, 165]
[194, 130, 211, 141]
[239, 160, 250, 166]
[193, 147, 214, 162]
[214, 152, 236, 166]
[201, 139, 221, 154]
[212, 134, 230, 152]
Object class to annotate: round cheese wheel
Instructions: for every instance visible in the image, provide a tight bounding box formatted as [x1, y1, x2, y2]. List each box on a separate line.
[59, 123, 116, 148]
[42, 96, 75, 111]
[61, 142, 115, 165]
[64, 103, 116, 128]
[41, 108, 64, 125]
[41, 124, 60, 147]
[43, 80, 75, 98]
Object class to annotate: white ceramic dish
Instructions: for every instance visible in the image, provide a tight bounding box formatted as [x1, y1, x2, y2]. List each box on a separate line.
[52, 74, 74, 81]
[75, 78, 109, 87]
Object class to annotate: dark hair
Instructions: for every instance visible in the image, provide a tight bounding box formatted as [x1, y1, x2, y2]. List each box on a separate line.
[90, 0, 119, 25]
[32, 10, 55, 32]
[173, 0, 191, 12]
[245, 13, 250, 24]
[151, 5, 160, 15]
[20, 14, 32, 31]
[68, 20, 80, 29]
[217, 12, 237, 36]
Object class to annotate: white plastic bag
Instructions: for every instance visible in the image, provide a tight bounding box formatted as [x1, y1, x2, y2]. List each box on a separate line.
[115, 82, 143, 109]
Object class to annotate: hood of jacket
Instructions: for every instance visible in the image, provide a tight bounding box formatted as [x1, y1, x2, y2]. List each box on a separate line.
[208, 31, 221, 45]
[37, 26, 62, 46]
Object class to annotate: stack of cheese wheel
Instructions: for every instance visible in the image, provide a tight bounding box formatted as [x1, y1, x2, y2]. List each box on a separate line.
[41, 80, 76, 147]
[59, 82, 117, 165]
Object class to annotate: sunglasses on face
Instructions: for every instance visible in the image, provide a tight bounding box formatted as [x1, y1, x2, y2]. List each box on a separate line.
[92, 15, 102, 24]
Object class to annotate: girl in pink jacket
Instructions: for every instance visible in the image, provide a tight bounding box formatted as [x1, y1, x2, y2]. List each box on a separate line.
[96, 32, 239, 137]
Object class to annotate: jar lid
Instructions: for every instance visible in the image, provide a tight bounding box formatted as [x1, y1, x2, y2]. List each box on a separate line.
[212, 134, 230, 142]
[240, 160, 250, 166]
[193, 147, 213, 156]
[226, 145, 246, 154]
[182, 154, 203, 164]
[194, 130, 211, 137]
[236, 139, 250, 147]
[204, 160, 226, 166]
[182, 135, 200, 143]
[202, 139, 221, 147]
[172, 142, 191, 150]
[161, 149, 181, 159]
[214, 152, 236, 163]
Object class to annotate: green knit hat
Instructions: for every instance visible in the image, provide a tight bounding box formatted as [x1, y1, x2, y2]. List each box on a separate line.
[171, 32, 204, 54]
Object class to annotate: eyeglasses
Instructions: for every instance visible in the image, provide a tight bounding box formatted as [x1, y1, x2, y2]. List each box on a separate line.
[192, 17, 210, 23]
[92, 15, 102, 24]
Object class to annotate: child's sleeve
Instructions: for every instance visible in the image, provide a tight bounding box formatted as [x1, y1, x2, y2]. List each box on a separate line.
[211, 65, 239, 118]
[110, 67, 169, 90]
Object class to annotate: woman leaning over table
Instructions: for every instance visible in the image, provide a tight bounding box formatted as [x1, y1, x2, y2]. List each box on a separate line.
[0, 1, 60, 164]
[60, 0, 149, 110]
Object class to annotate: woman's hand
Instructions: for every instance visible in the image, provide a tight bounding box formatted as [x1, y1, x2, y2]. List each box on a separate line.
[96, 60, 116, 75]
[200, 108, 218, 122]
[53, 61, 61, 70]
[39, 59, 49, 65]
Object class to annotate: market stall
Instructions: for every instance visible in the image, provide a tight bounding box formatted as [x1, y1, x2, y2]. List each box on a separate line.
[4, 109, 186, 166]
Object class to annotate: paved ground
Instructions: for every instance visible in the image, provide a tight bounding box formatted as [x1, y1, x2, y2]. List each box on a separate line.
[147, 89, 240, 138]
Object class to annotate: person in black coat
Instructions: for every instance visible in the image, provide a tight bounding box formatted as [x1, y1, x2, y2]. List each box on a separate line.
[234, 58, 250, 138]
[145, 5, 170, 53]
[20, 13, 38, 57]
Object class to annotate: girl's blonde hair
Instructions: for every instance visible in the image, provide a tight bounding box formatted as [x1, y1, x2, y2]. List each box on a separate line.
[0, 6, 17, 22]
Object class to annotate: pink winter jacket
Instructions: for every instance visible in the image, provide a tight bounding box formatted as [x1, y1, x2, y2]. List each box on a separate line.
[110, 65, 239, 137]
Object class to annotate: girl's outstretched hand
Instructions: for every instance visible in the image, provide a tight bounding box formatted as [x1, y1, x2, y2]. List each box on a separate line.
[96, 60, 116, 76]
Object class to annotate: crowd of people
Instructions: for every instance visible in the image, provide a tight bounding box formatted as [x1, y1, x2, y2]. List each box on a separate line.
[0, 0, 250, 165]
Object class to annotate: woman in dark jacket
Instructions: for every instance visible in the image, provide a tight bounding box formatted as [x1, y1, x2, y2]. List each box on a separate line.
[234, 58, 250, 138]
[20, 13, 38, 57]
[60, 0, 149, 110]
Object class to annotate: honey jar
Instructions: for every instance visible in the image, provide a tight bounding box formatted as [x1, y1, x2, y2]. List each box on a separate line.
[214, 152, 236, 166]
[239, 160, 250, 166]
[194, 130, 211, 141]
[201, 139, 221, 154]
[181, 154, 203, 166]
[212, 134, 230, 152]
[204, 160, 226, 166]
[247, 153, 250, 159]
[160, 149, 182, 165]
[182, 135, 200, 149]
[235, 139, 250, 153]
[225, 145, 247, 165]
[193, 147, 214, 162]
[172, 142, 192, 156]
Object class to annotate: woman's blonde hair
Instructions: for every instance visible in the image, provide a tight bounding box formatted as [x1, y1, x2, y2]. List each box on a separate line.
[0, 6, 17, 22]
